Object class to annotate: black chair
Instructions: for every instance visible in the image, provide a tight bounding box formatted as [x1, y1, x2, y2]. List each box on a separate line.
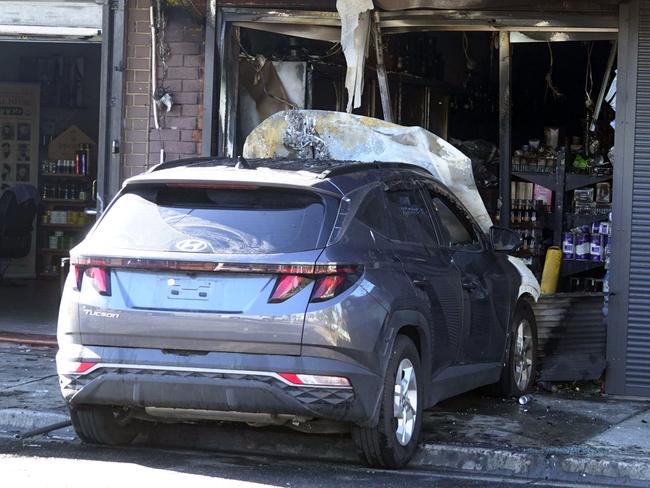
[0, 184, 38, 282]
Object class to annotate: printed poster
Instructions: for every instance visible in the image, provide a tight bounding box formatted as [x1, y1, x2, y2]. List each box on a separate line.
[0, 83, 40, 277]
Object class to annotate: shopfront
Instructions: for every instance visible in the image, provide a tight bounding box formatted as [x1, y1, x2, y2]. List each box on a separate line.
[2, 0, 650, 398]
[201, 1, 645, 395]
[0, 0, 126, 334]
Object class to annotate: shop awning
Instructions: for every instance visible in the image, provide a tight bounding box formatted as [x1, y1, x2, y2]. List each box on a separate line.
[0, 1, 102, 41]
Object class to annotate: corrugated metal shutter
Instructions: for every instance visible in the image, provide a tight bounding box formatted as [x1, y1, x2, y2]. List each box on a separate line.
[535, 295, 606, 382]
[626, 4, 650, 394]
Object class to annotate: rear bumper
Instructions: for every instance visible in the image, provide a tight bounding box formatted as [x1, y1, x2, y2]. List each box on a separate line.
[56, 345, 382, 424]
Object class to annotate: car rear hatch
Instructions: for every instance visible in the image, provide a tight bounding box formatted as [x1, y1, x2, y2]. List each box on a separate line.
[71, 182, 339, 355]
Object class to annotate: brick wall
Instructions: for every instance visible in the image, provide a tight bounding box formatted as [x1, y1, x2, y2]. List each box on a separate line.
[123, 1, 205, 180]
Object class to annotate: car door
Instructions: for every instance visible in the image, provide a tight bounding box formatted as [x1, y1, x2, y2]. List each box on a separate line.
[421, 182, 517, 365]
[384, 178, 465, 377]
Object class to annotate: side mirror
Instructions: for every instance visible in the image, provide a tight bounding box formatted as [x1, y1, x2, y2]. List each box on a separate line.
[490, 226, 522, 253]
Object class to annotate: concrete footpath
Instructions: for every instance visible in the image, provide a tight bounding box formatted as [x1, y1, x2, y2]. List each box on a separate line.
[1, 342, 649, 486]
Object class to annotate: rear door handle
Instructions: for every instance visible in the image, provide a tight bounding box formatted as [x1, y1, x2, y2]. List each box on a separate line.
[412, 279, 427, 288]
[461, 280, 478, 291]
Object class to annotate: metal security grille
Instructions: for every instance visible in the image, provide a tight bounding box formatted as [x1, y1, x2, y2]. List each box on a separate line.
[626, 4, 650, 394]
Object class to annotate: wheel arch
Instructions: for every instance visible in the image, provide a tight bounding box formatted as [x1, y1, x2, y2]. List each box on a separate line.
[397, 325, 422, 353]
[384, 309, 432, 396]
[507, 256, 541, 302]
[519, 292, 537, 308]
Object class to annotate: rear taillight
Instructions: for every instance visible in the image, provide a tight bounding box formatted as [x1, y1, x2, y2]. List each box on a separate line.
[268, 265, 362, 304]
[72, 264, 83, 291]
[71, 257, 112, 296]
[85, 267, 111, 296]
[269, 275, 311, 303]
[70, 255, 360, 302]
[311, 274, 347, 302]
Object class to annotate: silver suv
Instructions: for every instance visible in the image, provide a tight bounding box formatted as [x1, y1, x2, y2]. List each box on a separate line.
[57, 158, 538, 468]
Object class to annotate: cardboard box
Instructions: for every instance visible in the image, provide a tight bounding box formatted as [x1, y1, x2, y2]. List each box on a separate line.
[534, 185, 553, 206]
[47, 125, 96, 160]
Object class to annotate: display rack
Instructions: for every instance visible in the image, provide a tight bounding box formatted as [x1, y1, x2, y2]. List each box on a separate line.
[512, 152, 612, 282]
[36, 170, 95, 278]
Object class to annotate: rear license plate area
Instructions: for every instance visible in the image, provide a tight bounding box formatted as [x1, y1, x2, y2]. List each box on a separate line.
[166, 278, 213, 301]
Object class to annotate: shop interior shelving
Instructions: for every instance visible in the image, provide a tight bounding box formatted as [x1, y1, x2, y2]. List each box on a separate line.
[37, 170, 95, 278]
[512, 152, 612, 280]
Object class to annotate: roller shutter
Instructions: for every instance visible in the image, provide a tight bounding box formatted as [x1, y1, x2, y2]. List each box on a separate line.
[624, 3, 650, 396]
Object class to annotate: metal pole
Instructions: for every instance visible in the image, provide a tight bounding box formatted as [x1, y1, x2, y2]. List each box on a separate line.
[554, 149, 566, 246]
[97, 0, 126, 212]
[499, 31, 512, 228]
[590, 40, 618, 132]
[97, 0, 111, 213]
[150, 5, 160, 130]
[372, 11, 393, 123]
[202, 0, 217, 156]
[217, 18, 240, 158]
[108, 0, 125, 202]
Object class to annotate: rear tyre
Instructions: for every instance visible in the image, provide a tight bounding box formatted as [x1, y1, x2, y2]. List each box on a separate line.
[498, 300, 538, 397]
[353, 336, 423, 469]
[70, 406, 140, 446]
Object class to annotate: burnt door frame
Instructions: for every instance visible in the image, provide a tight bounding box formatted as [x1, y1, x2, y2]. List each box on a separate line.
[97, 0, 126, 212]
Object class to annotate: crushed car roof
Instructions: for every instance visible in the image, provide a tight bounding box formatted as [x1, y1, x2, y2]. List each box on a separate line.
[243, 110, 493, 233]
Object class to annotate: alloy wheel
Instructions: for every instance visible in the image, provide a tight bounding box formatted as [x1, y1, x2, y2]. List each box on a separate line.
[513, 319, 534, 391]
[393, 358, 418, 446]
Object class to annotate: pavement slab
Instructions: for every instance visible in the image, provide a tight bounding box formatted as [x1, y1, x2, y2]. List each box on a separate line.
[0, 279, 59, 336]
[424, 391, 649, 451]
[587, 409, 650, 452]
[1, 343, 650, 485]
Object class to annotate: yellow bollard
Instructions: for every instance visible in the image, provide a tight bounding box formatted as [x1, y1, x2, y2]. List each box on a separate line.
[540, 246, 562, 295]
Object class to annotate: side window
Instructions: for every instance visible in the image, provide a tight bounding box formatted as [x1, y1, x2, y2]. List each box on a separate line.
[430, 196, 480, 249]
[356, 187, 388, 236]
[385, 188, 437, 246]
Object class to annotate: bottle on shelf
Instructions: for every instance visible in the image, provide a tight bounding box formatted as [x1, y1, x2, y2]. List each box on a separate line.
[523, 200, 530, 223]
[79, 143, 89, 176]
[531, 202, 538, 223]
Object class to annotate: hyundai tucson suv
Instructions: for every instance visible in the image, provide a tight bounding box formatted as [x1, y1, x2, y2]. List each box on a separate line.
[57, 158, 539, 468]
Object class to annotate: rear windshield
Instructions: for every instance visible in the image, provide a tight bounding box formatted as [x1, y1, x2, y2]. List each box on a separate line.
[88, 185, 328, 254]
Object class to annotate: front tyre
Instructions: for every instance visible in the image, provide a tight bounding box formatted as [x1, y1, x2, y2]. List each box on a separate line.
[70, 406, 140, 446]
[499, 300, 538, 397]
[353, 336, 423, 469]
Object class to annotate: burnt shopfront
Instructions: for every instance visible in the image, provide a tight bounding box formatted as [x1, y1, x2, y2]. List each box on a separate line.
[2, 0, 650, 399]
[199, 1, 646, 397]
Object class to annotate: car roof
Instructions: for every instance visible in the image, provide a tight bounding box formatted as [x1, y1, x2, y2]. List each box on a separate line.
[123, 157, 437, 196]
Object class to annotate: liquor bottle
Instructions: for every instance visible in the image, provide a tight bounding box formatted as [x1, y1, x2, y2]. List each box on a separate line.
[531, 200, 536, 221]
[523, 200, 530, 223]
[514, 200, 521, 224]
[80, 144, 88, 175]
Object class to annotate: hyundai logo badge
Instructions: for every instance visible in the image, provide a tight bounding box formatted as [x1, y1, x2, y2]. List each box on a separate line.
[175, 238, 209, 252]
